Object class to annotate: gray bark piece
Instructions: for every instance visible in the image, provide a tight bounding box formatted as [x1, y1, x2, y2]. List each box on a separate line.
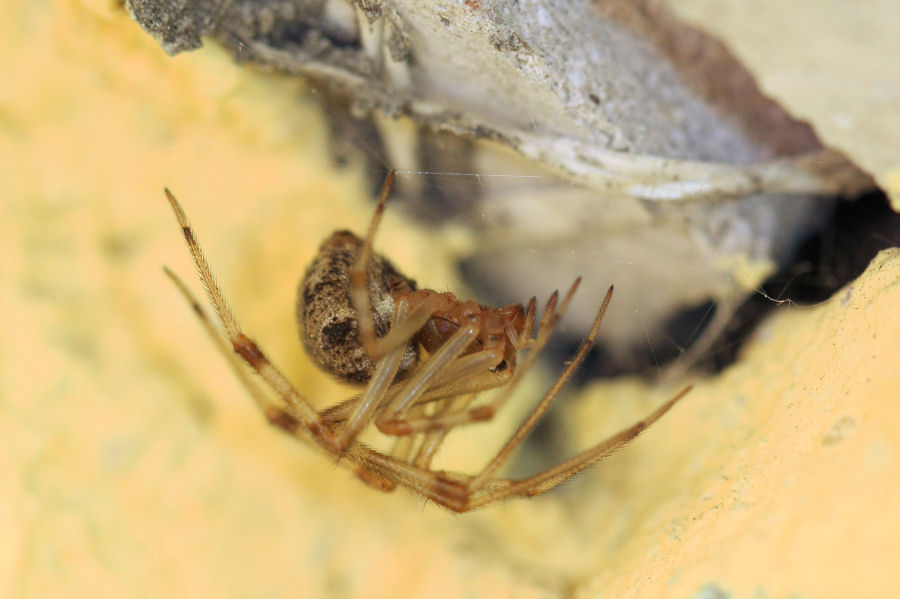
[126, 0, 874, 366]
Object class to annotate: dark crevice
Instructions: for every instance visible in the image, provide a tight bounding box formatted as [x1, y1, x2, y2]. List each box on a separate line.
[556, 189, 899, 382]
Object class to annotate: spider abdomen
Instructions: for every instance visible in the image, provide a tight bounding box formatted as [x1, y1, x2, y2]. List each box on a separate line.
[297, 230, 419, 383]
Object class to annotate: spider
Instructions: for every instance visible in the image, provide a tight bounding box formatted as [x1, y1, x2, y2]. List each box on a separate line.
[163, 173, 691, 512]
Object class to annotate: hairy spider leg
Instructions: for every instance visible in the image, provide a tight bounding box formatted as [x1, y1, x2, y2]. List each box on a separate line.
[349, 171, 436, 361]
[164, 190, 350, 451]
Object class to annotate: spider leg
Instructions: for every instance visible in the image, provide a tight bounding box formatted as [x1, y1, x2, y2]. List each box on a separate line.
[316, 293, 468, 450]
[469, 284, 612, 491]
[165, 189, 347, 455]
[165, 253, 402, 492]
[374, 316, 482, 434]
[463, 385, 692, 510]
[429, 351, 512, 392]
[343, 383, 690, 512]
[390, 404, 425, 463]
[328, 298, 416, 450]
[343, 443, 476, 511]
[377, 279, 585, 437]
[471, 278, 582, 421]
[373, 358, 511, 437]
[387, 395, 463, 470]
[509, 297, 537, 351]
[346, 173, 459, 363]
[348, 171, 404, 361]
[163, 266, 316, 448]
[371, 385, 490, 469]
[316, 352, 513, 441]
[413, 393, 478, 468]
[320, 394, 360, 428]
[317, 357, 506, 440]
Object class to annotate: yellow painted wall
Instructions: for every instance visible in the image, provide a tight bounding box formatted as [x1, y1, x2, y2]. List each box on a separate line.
[2, 1, 898, 597]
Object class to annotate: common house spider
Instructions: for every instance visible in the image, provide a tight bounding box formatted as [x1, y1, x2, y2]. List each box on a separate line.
[163, 173, 691, 512]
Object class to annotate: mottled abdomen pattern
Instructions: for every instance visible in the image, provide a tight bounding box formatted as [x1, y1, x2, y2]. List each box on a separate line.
[297, 230, 419, 383]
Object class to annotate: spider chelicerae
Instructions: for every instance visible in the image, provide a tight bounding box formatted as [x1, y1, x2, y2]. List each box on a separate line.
[163, 173, 690, 512]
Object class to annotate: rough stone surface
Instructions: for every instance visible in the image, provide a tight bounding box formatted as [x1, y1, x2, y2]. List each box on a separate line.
[123, 0, 878, 361]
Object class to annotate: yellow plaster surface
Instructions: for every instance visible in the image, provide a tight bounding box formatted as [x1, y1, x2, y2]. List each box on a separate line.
[2, 1, 898, 598]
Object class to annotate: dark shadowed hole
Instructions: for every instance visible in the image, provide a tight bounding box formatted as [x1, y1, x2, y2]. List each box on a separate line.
[545, 189, 899, 382]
